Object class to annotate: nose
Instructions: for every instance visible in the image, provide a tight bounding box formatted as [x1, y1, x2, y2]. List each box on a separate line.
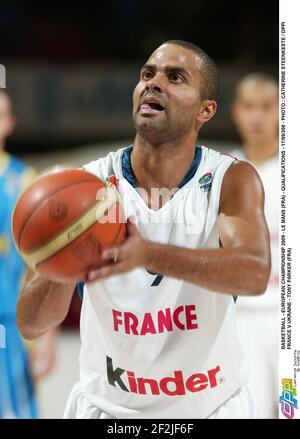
[145, 82, 162, 93]
[145, 74, 163, 93]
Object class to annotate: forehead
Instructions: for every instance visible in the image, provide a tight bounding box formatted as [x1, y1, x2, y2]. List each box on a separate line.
[146, 44, 202, 72]
[237, 81, 278, 103]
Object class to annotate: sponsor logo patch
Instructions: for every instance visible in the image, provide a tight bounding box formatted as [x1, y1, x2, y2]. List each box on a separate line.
[198, 172, 212, 192]
[106, 356, 223, 396]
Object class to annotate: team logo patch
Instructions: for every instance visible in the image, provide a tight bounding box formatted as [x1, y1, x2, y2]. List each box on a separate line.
[198, 172, 212, 192]
[106, 175, 118, 187]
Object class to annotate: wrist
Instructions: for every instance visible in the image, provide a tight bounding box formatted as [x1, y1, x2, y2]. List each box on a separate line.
[141, 239, 158, 272]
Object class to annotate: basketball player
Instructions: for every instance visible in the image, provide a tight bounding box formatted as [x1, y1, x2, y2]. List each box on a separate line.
[0, 89, 55, 418]
[16, 41, 271, 419]
[230, 74, 279, 418]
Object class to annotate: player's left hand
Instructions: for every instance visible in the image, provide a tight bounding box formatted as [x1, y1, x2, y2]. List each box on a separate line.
[86, 217, 149, 281]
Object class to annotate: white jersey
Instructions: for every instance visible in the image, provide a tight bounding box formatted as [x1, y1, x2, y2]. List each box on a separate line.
[231, 149, 279, 310]
[79, 145, 248, 419]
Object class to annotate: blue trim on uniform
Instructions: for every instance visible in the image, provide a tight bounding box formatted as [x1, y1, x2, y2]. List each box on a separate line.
[76, 282, 84, 300]
[121, 145, 202, 190]
[178, 147, 202, 189]
[121, 146, 136, 187]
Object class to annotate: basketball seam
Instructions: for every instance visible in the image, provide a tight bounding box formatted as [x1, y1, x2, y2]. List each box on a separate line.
[49, 211, 126, 278]
[36, 221, 104, 277]
[14, 174, 103, 248]
[20, 187, 119, 269]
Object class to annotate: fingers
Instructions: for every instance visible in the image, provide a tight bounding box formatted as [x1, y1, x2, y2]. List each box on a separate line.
[101, 247, 120, 262]
[86, 216, 139, 282]
[126, 216, 138, 236]
[87, 246, 124, 281]
[128, 215, 136, 224]
[86, 261, 130, 282]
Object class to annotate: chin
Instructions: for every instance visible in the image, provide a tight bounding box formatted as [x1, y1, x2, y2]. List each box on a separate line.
[135, 117, 166, 133]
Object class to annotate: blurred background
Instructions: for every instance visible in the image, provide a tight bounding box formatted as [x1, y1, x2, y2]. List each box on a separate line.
[0, 0, 278, 418]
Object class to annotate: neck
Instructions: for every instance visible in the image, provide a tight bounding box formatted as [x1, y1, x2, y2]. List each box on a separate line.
[243, 138, 278, 166]
[131, 133, 197, 191]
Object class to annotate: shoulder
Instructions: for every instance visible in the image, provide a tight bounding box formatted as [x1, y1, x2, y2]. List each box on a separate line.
[220, 160, 264, 210]
[5, 155, 36, 191]
[228, 148, 245, 161]
[19, 166, 37, 192]
[200, 145, 237, 172]
[82, 146, 128, 179]
[224, 159, 260, 180]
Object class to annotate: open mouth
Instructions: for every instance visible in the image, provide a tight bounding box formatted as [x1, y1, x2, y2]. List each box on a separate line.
[147, 102, 164, 111]
[139, 100, 164, 113]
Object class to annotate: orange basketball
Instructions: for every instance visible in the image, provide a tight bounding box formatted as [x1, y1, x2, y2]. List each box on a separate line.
[12, 168, 126, 283]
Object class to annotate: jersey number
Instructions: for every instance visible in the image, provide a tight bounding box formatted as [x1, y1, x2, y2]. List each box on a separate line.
[147, 270, 164, 287]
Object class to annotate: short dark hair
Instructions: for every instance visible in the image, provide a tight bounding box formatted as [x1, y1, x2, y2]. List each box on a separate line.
[163, 39, 219, 101]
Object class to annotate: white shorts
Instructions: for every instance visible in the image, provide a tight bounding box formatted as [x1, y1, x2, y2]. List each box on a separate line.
[207, 385, 255, 419]
[63, 381, 255, 419]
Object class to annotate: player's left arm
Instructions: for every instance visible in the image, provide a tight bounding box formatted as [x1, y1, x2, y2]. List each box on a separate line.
[87, 161, 271, 296]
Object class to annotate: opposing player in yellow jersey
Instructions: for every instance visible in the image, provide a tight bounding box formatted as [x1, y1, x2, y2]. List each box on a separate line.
[0, 89, 56, 418]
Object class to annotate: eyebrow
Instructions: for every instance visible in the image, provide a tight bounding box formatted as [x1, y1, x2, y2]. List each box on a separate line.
[141, 63, 192, 78]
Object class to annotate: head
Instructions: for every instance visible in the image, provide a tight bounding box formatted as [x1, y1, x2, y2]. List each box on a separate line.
[132, 40, 218, 144]
[0, 89, 15, 148]
[231, 73, 279, 145]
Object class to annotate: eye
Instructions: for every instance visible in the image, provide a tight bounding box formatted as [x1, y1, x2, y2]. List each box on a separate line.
[170, 73, 184, 83]
[142, 70, 154, 80]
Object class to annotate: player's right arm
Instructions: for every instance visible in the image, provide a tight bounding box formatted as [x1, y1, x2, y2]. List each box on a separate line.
[17, 166, 87, 340]
[17, 267, 75, 340]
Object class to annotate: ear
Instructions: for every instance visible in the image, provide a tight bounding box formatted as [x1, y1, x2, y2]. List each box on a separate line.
[196, 100, 217, 126]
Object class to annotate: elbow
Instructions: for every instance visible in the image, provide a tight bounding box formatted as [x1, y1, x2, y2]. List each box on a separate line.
[252, 277, 269, 296]
[19, 327, 39, 341]
[17, 321, 39, 341]
[234, 256, 271, 296]
[16, 317, 37, 341]
[17, 318, 42, 341]
[249, 259, 271, 296]
[16, 300, 41, 340]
